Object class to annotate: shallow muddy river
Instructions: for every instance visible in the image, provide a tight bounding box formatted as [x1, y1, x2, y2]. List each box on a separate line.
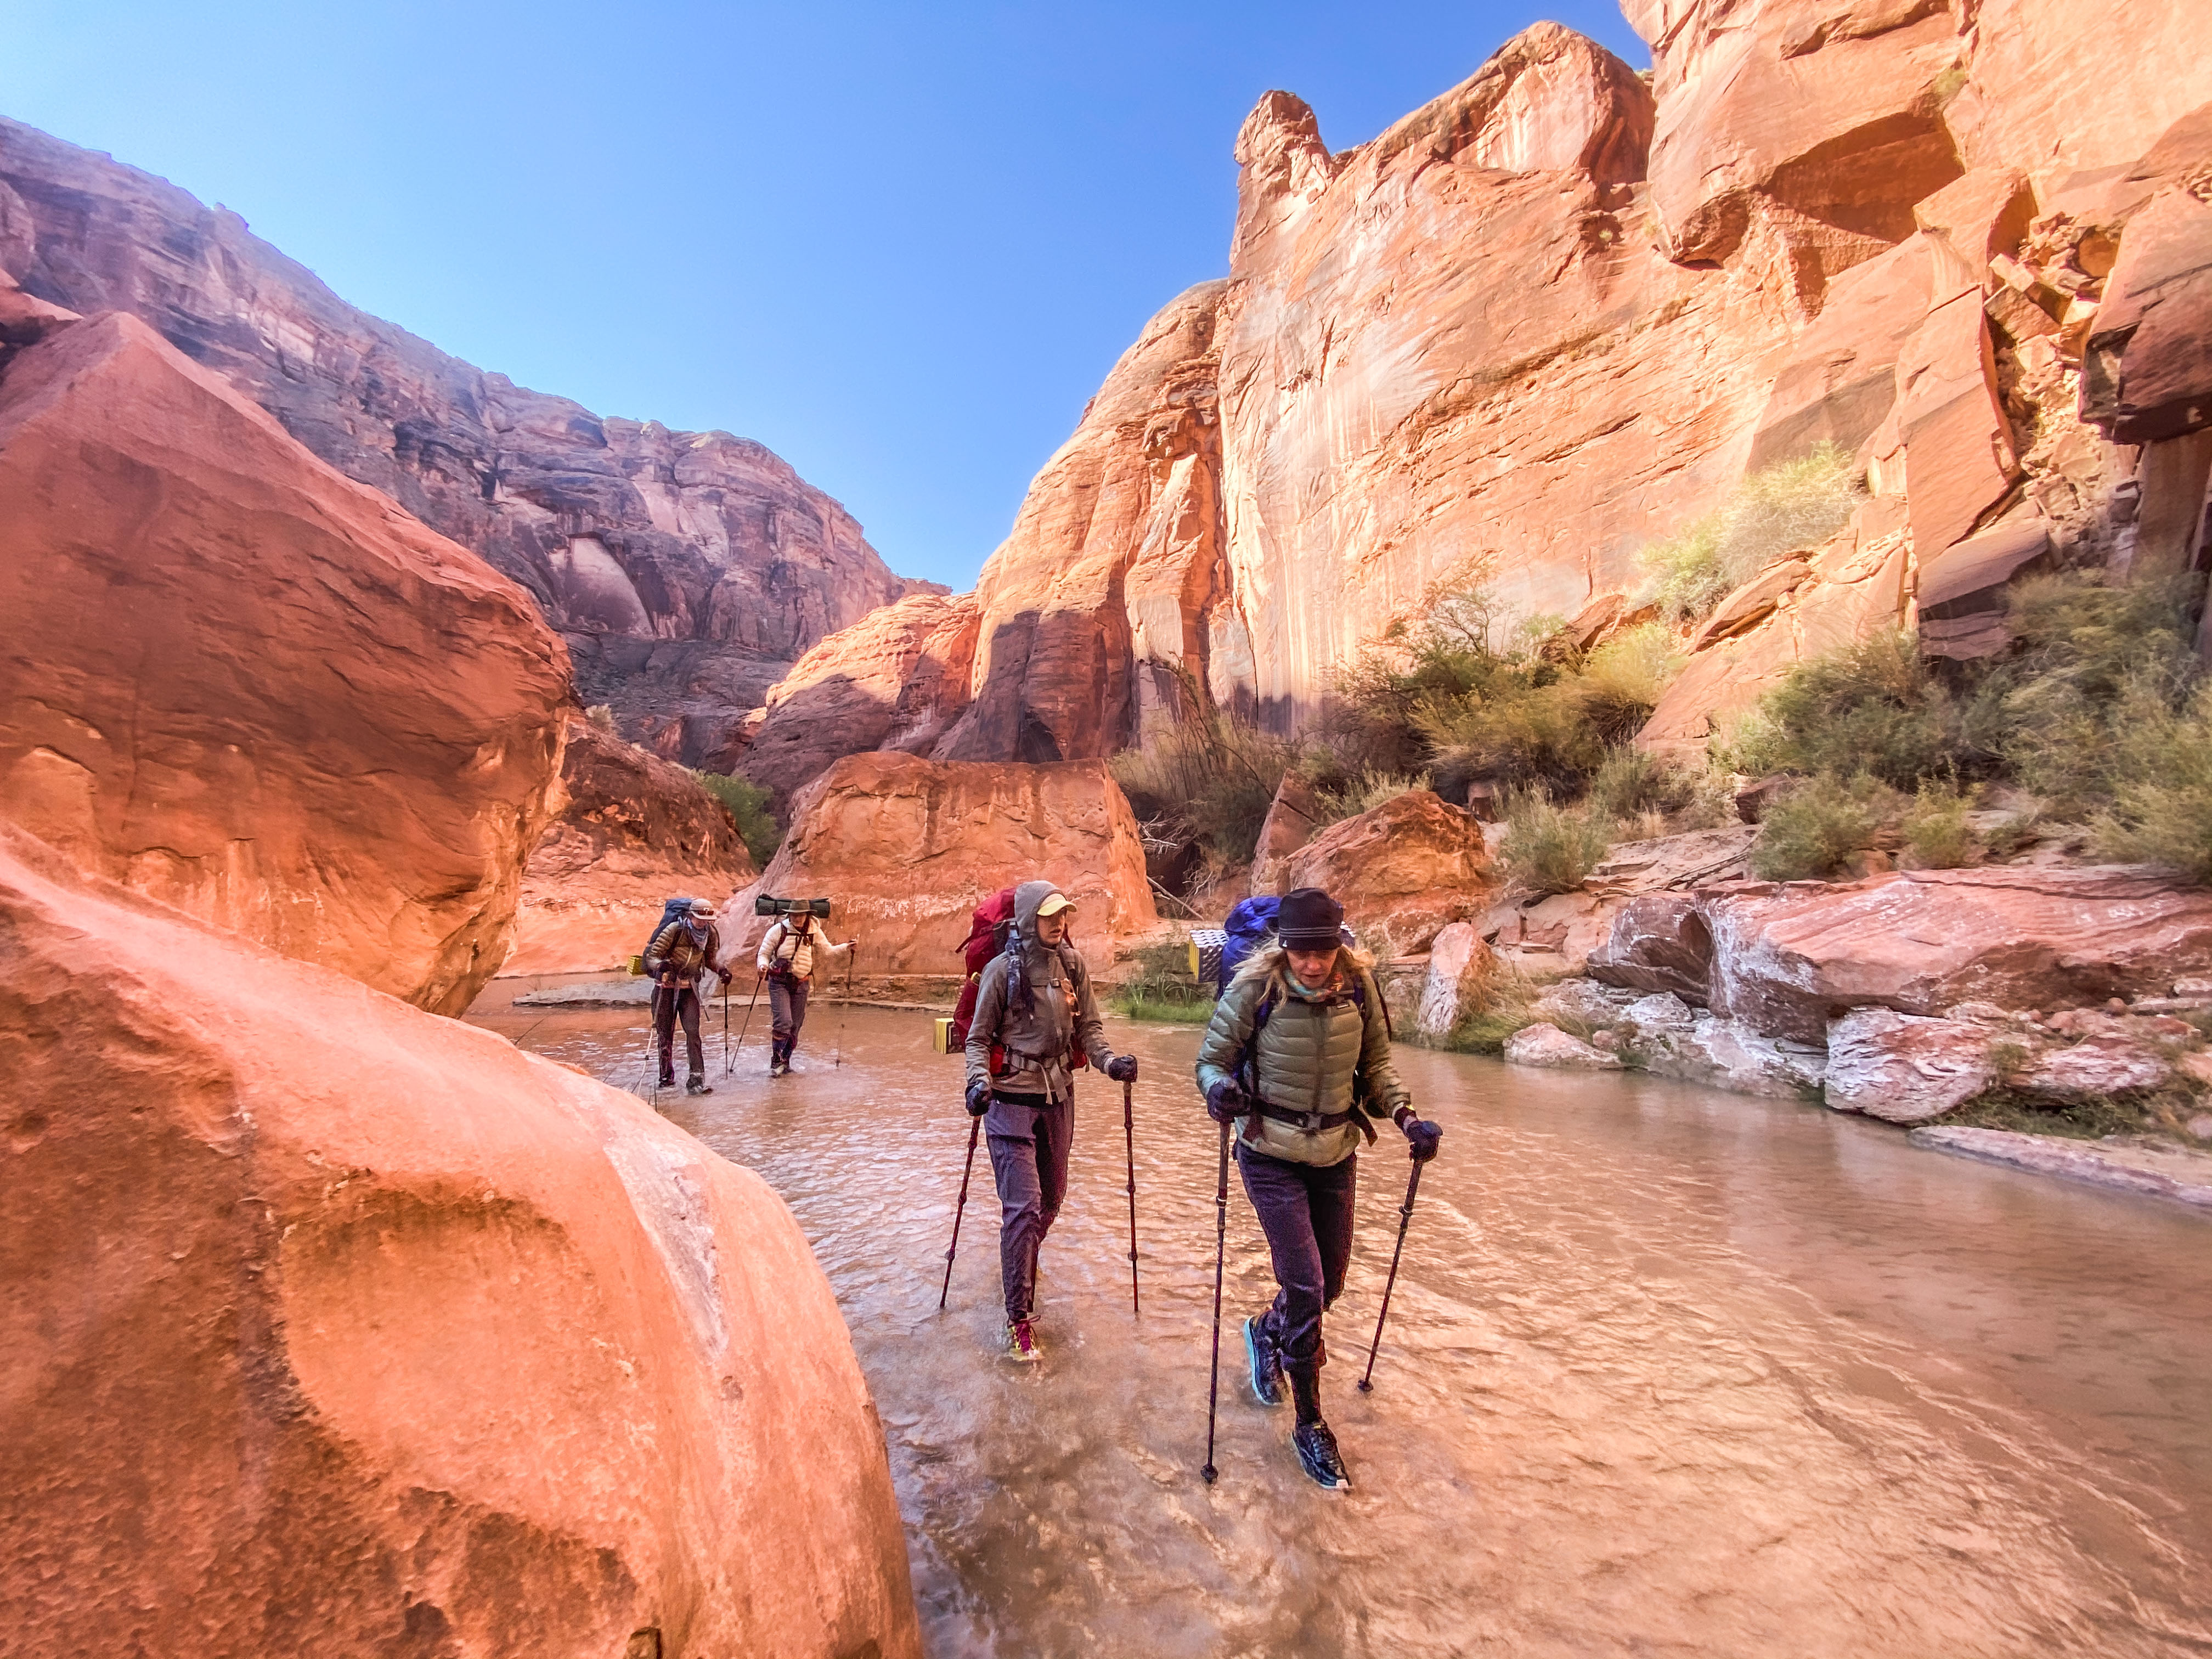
[471, 982, 2212, 1657]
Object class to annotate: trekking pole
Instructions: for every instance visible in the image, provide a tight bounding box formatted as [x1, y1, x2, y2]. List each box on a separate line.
[1122, 1077, 1141, 1315]
[1201, 1116, 1230, 1483]
[833, 939, 859, 1068]
[1356, 1153, 1426, 1393]
[938, 1109, 984, 1310]
[721, 974, 731, 1071]
[725, 967, 765, 1074]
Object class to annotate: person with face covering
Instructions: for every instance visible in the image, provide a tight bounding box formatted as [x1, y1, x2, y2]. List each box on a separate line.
[1193, 886, 1443, 1490]
[963, 879, 1139, 1361]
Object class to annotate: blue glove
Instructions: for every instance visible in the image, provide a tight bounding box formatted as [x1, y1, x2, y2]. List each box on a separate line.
[965, 1077, 992, 1118]
[1400, 1111, 1442, 1163]
[1106, 1054, 1138, 1084]
[1205, 1079, 1250, 1125]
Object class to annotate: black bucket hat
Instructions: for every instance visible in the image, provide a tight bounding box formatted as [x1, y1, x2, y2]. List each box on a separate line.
[1277, 887, 1346, 950]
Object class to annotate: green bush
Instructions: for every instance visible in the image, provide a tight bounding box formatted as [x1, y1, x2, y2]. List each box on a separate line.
[1901, 778, 1982, 869]
[1111, 938, 1216, 1022]
[1502, 790, 1613, 894]
[2091, 681, 2212, 883]
[1750, 772, 1900, 881]
[694, 771, 783, 868]
[1577, 623, 1685, 742]
[1587, 744, 1702, 823]
[1640, 444, 1861, 620]
[1724, 630, 1961, 790]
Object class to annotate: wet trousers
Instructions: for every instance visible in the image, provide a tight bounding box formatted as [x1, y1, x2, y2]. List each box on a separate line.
[1238, 1143, 1358, 1375]
[652, 985, 704, 1082]
[988, 1093, 1071, 1324]
[769, 974, 811, 1049]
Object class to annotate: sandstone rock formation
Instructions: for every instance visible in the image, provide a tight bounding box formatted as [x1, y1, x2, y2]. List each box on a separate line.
[0, 116, 933, 764]
[0, 826, 920, 1659]
[506, 716, 758, 977]
[1281, 791, 1494, 958]
[0, 290, 567, 1014]
[1504, 1022, 1624, 1070]
[1414, 918, 1494, 1040]
[1588, 866, 2212, 1043]
[732, 753, 1158, 977]
[747, 6, 2212, 800]
[737, 590, 980, 807]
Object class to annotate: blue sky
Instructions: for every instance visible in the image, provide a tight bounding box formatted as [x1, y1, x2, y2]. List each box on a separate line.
[4, 2, 1650, 589]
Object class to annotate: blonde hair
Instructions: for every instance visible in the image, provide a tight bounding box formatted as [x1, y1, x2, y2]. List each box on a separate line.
[1230, 940, 1376, 1001]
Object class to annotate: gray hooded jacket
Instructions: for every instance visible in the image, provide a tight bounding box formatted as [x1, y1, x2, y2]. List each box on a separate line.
[964, 880, 1116, 1125]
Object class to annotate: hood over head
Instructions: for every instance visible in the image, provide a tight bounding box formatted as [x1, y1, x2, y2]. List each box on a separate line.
[1013, 879, 1069, 943]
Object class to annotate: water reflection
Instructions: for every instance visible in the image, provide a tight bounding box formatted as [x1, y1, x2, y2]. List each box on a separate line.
[470, 983, 2212, 1657]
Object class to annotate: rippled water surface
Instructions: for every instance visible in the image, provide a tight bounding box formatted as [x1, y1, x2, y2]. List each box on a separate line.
[472, 981, 2212, 1658]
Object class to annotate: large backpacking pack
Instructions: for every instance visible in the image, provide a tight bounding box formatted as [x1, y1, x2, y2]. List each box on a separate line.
[1217, 896, 1281, 988]
[634, 895, 698, 974]
[947, 886, 1088, 1074]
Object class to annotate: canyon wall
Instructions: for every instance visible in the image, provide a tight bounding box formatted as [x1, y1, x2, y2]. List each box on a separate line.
[743, 0, 2212, 795]
[0, 280, 568, 1014]
[0, 116, 935, 767]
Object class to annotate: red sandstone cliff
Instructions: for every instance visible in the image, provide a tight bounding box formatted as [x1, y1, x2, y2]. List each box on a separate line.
[744, 3, 2212, 792]
[0, 116, 938, 766]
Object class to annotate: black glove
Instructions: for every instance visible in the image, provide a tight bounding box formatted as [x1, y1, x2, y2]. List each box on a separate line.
[1205, 1079, 1250, 1125]
[965, 1076, 992, 1118]
[1105, 1054, 1138, 1084]
[1398, 1110, 1442, 1163]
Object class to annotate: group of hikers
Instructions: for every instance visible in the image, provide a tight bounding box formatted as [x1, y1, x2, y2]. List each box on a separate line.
[638, 877, 1442, 1492]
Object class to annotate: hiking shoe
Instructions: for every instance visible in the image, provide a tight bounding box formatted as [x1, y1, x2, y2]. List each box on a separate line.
[1244, 1316, 1285, 1409]
[1293, 1420, 1350, 1491]
[685, 1076, 713, 1096]
[1003, 1319, 1042, 1363]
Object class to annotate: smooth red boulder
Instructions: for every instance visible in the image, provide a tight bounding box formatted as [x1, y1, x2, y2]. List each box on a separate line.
[0, 304, 567, 1014]
[1282, 791, 1494, 957]
[740, 590, 980, 805]
[1706, 867, 2212, 1042]
[733, 753, 1158, 975]
[506, 715, 758, 976]
[0, 827, 919, 1659]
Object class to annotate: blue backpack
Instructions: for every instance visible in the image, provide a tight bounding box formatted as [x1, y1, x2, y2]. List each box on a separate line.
[1218, 897, 1280, 988]
[641, 896, 697, 960]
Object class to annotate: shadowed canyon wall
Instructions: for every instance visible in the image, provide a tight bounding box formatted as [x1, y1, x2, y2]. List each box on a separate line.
[0, 116, 938, 768]
[742, 1, 2212, 798]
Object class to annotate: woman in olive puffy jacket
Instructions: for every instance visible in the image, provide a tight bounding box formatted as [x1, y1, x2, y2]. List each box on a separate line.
[1193, 886, 1441, 1491]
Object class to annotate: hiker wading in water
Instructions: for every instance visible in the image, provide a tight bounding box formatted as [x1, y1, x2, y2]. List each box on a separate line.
[964, 880, 1138, 1361]
[1194, 886, 1442, 1490]
[756, 907, 851, 1076]
[644, 900, 729, 1096]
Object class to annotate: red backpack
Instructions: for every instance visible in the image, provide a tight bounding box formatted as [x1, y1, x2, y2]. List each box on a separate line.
[948, 887, 1087, 1073]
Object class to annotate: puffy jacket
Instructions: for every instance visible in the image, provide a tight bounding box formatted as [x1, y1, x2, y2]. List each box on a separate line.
[645, 918, 723, 989]
[1194, 953, 1408, 1166]
[964, 881, 1115, 1116]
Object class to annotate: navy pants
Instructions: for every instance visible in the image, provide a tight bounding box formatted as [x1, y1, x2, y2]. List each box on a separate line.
[1238, 1143, 1358, 1374]
[988, 1093, 1072, 1324]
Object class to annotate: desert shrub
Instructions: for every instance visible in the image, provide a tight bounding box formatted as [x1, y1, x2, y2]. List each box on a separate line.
[1110, 714, 1296, 875]
[1111, 938, 1215, 1022]
[1963, 573, 2199, 814]
[1725, 630, 1961, 789]
[694, 771, 783, 868]
[2091, 681, 2212, 883]
[1750, 772, 1901, 881]
[1587, 744, 1705, 823]
[1419, 679, 1605, 799]
[585, 703, 617, 732]
[1501, 789, 1613, 894]
[1315, 769, 1432, 825]
[1577, 623, 1685, 741]
[1640, 444, 1862, 620]
[1900, 778, 1982, 869]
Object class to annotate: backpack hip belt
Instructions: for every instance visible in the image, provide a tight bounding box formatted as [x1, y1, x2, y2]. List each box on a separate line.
[1251, 1099, 1359, 1134]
